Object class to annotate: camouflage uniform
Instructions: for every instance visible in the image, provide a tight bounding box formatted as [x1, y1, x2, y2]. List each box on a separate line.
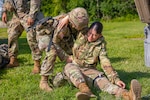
[36, 16, 87, 76]
[36, 7, 88, 76]
[2, 0, 43, 60]
[56, 32, 127, 97]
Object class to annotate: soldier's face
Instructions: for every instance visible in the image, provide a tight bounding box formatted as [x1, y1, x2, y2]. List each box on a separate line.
[87, 29, 101, 42]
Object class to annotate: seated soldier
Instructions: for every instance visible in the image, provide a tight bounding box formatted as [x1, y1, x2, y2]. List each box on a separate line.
[53, 21, 142, 100]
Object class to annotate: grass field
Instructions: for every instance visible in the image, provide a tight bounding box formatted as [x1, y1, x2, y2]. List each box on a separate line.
[0, 21, 150, 100]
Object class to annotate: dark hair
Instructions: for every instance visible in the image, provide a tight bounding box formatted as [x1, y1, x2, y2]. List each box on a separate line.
[89, 22, 103, 34]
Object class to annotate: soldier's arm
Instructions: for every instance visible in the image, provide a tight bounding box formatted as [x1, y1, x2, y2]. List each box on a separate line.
[2, 12, 7, 23]
[99, 41, 121, 84]
[29, 0, 41, 20]
[1, 0, 8, 23]
[57, 15, 69, 30]
[53, 43, 71, 62]
[53, 27, 71, 62]
[53, 26, 69, 43]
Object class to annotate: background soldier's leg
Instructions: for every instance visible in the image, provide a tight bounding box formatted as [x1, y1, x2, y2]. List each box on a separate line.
[27, 29, 42, 74]
[21, 15, 42, 73]
[7, 18, 24, 68]
[27, 29, 42, 61]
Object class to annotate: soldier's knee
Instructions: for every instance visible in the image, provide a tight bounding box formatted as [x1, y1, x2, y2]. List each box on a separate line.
[99, 80, 119, 95]
[65, 63, 77, 70]
[64, 63, 80, 77]
[65, 63, 71, 69]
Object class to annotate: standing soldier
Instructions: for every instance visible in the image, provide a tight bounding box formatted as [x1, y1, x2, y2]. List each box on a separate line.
[35, 7, 89, 92]
[54, 22, 142, 100]
[1, 0, 44, 74]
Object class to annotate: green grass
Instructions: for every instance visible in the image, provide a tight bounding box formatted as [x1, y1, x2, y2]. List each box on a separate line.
[0, 21, 150, 100]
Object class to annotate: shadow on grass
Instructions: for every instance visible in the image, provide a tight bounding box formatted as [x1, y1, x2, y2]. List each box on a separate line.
[0, 38, 8, 44]
[18, 37, 31, 54]
[110, 57, 128, 63]
[0, 68, 7, 80]
[117, 70, 150, 84]
[0, 38, 31, 54]
[142, 94, 150, 100]
[118, 70, 150, 100]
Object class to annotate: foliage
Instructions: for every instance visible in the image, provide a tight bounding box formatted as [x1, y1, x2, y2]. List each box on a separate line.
[0, 21, 150, 100]
[100, 0, 136, 20]
[41, 0, 138, 21]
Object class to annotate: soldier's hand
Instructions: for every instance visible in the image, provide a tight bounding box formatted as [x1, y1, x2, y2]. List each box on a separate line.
[66, 56, 72, 63]
[27, 17, 34, 26]
[58, 32, 64, 39]
[2, 12, 7, 23]
[57, 15, 69, 31]
[116, 80, 126, 89]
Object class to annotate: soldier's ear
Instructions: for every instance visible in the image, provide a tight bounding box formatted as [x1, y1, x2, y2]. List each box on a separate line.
[98, 33, 103, 38]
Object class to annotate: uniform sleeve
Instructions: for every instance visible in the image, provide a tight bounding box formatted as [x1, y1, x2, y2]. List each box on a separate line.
[52, 27, 70, 61]
[53, 43, 70, 62]
[99, 40, 120, 84]
[53, 25, 69, 43]
[29, 0, 41, 20]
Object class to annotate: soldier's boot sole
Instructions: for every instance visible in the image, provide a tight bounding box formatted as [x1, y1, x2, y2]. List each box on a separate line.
[130, 79, 142, 100]
[76, 92, 90, 100]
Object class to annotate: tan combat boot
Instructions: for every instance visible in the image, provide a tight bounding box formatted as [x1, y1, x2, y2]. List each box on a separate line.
[32, 60, 41, 74]
[122, 79, 142, 100]
[39, 75, 53, 92]
[76, 82, 95, 100]
[6, 56, 19, 68]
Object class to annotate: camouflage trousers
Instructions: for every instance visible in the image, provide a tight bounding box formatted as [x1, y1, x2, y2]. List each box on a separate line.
[40, 43, 73, 76]
[7, 13, 43, 60]
[64, 63, 127, 97]
[40, 45, 57, 76]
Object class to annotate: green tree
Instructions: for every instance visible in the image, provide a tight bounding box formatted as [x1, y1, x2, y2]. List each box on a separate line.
[100, 0, 137, 20]
[41, 0, 137, 21]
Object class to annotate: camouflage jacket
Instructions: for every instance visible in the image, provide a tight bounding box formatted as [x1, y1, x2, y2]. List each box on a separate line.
[54, 32, 121, 84]
[3, 0, 41, 19]
[36, 15, 81, 55]
[53, 24, 78, 55]
[53, 27, 88, 61]
[74, 33, 121, 83]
